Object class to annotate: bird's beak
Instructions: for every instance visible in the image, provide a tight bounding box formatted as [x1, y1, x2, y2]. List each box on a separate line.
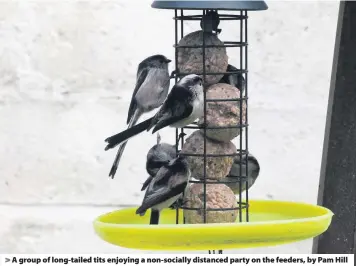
[166, 59, 172, 63]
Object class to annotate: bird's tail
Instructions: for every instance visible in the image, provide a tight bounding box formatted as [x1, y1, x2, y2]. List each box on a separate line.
[104, 116, 153, 151]
[108, 109, 142, 179]
[136, 205, 147, 216]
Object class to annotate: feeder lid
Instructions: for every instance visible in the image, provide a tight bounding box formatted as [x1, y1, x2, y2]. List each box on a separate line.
[151, 1, 268, 11]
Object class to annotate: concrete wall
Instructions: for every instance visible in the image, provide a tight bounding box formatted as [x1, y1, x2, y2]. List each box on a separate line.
[0, 0, 339, 253]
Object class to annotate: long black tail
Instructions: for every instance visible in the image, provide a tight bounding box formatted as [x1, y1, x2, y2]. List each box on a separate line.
[104, 117, 153, 151]
[149, 210, 160, 225]
[108, 109, 141, 179]
[108, 141, 128, 178]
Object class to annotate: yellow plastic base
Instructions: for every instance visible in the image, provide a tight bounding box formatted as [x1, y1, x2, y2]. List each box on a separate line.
[93, 200, 333, 251]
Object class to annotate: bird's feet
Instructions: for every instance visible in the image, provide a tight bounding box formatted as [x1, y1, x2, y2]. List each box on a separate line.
[169, 198, 188, 209]
[198, 121, 208, 129]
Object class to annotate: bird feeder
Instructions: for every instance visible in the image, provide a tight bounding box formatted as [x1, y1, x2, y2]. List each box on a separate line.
[93, 0, 333, 253]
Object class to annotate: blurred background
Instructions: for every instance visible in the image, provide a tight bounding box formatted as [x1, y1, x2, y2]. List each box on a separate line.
[0, 0, 339, 253]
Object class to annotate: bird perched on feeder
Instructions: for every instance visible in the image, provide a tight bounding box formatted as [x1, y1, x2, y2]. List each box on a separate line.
[104, 74, 204, 151]
[108, 54, 171, 179]
[219, 64, 246, 94]
[200, 10, 222, 35]
[142, 132, 177, 191]
[136, 155, 191, 225]
[221, 153, 260, 194]
[143, 133, 187, 210]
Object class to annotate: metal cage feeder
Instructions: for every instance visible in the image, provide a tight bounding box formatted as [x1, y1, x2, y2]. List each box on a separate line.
[93, 0, 333, 252]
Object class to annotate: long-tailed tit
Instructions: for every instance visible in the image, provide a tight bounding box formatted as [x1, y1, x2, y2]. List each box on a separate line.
[104, 74, 204, 151]
[136, 155, 191, 224]
[219, 64, 246, 94]
[222, 153, 260, 194]
[108, 54, 171, 179]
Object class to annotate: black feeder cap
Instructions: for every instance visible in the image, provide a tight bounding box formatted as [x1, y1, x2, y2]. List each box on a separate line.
[151, 1, 268, 11]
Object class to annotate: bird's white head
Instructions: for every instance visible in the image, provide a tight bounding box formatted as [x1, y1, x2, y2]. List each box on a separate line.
[179, 74, 203, 92]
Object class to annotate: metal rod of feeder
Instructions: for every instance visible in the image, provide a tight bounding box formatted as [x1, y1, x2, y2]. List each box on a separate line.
[174, 8, 180, 226]
[150, 1, 268, 253]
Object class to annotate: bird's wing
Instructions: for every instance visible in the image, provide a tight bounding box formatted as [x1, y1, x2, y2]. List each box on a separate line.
[141, 176, 154, 191]
[135, 181, 187, 214]
[127, 67, 149, 124]
[149, 84, 193, 133]
[152, 166, 173, 187]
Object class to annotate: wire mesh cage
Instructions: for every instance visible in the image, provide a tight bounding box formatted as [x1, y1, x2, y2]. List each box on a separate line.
[94, 1, 334, 252]
[151, 0, 267, 254]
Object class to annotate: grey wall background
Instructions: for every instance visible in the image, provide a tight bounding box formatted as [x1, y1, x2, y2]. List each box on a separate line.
[0, 0, 339, 253]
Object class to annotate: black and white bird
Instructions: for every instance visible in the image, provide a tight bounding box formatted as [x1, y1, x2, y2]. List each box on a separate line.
[142, 133, 177, 191]
[104, 74, 204, 151]
[222, 153, 260, 194]
[200, 10, 221, 35]
[136, 155, 191, 224]
[108, 54, 171, 179]
[219, 64, 246, 94]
